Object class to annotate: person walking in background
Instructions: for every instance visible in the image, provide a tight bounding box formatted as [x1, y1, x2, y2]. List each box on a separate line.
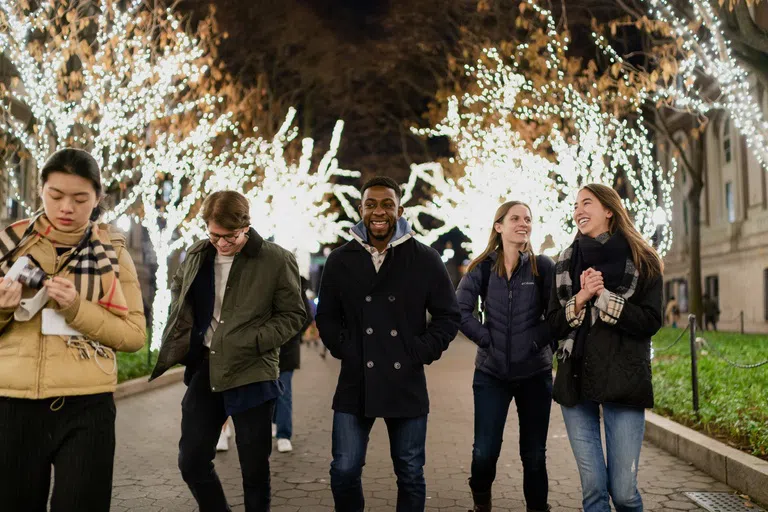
[272, 277, 314, 453]
[456, 201, 555, 512]
[547, 184, 664, 512]
[316, 176, 460, 512]
[151, 190, 306, 512]
[0, 148, 146, 511]
[665, 296, 680, 328]
[703, 294, 720, 331]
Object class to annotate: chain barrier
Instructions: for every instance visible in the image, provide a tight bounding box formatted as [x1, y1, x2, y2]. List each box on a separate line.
[655, 324, 689, 352]
[700, 338, 768, 369]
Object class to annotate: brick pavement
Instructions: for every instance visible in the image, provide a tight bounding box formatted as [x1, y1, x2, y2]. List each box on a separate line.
[111, 336, 731, 511]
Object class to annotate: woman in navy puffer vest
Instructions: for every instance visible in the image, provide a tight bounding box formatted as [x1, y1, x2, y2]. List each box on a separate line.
[456, 201, 555, 512]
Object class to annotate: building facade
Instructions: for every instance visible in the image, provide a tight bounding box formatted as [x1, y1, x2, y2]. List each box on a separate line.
[661, 76, 768, 333]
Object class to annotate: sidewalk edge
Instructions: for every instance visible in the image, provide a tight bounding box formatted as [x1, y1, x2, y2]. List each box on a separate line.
[645, 410, 768, 505]
[114, 367, 184, 401]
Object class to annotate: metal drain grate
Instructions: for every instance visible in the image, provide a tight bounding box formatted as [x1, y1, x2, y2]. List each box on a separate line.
[685, 492, 765, 512]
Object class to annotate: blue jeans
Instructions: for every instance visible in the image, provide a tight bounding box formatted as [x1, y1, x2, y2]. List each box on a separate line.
[561, 401, 645, 512]
[272, 371, 293, 440]
[330, 411, 427, 512]
[470, 369, 552, 511]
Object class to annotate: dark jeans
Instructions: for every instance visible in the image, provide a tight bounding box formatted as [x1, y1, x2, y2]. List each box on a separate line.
[0, 393, 116, 512]
[470, 369, 552, 511]
[178, 364, 275, 512]
[272, 370, 293, 439]
[330, 411, 428, 512]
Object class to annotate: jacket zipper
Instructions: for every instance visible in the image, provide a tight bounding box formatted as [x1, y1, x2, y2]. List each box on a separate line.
[506, 281, 513, 376]
[38, 244, 63, 398]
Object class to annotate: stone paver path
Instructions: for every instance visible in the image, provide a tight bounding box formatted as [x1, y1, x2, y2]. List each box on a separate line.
[111, 336, 732, 511]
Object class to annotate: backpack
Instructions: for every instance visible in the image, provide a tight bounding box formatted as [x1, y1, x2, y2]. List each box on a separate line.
[477, 255, 548, 323]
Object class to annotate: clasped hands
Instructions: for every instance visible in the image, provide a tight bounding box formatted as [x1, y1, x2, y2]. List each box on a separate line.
[575, 268, 605, 311]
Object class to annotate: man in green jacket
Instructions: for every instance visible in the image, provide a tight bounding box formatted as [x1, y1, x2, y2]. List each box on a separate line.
[151, 190, 306, 512]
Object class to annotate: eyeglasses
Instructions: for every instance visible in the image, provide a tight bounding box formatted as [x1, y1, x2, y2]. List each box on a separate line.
[207, 230, 242, 245]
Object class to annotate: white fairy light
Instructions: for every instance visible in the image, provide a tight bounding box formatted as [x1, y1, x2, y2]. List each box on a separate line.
[406, 3, 675, 258]
[593, 0, 768, 170]
[0, 0, 223, 217]
[198, 107, 361, 280]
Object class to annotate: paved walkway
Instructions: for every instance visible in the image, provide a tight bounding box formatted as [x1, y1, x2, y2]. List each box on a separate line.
[111, 336, 732, 511]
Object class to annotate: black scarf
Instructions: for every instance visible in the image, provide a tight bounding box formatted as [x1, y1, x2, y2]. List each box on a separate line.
[556, 231, 638, 359]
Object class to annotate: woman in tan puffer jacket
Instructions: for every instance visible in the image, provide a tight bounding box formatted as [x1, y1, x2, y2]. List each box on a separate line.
[0, 148, 146, 512]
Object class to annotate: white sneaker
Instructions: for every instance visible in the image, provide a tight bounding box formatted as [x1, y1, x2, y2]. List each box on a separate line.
[216, 429, 229, 452]
[276, 438, 293, 453]
[271, 423, 277, 438]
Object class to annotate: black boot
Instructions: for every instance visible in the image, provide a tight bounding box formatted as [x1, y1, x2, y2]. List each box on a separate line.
[526, 505, 551, 512]
[470, 489, 492, 512]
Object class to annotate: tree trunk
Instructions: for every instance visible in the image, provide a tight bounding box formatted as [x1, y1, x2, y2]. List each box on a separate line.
[687, 155, 704, 328]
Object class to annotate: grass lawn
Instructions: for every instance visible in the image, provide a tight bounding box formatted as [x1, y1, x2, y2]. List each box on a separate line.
[117, 344, 158, 384]
[652, 327, 768, 458]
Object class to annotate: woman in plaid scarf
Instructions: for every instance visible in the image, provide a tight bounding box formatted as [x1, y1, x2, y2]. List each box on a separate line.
[0, 149, 146, 511]
[547, 184, 663, 512]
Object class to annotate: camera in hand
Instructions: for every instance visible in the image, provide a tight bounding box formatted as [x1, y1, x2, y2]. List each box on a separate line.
[5, 256, 48, 290]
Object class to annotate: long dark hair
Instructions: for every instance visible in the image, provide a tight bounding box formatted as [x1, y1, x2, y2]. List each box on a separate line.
[466, 201, 538, 278]
[582, 183, 664, 278]
[40, 148, 104, 221]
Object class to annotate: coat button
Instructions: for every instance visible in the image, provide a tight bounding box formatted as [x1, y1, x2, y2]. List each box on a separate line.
[211, 386, 216, 391]
[366, 327, 374, 335]
[394, 362, 401, 370]
[388, 295, 396, 302]
[390, 329, 398, 337]
[365, 295, 372, 302]
[366, 361, 374, 368]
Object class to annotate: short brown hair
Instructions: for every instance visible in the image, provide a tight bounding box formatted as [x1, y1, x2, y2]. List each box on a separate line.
[201, 190, 251, 230]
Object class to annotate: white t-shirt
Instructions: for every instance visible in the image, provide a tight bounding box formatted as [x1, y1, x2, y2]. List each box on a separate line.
[204, 253, 235, 348]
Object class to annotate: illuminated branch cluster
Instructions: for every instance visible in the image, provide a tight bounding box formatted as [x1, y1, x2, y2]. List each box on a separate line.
[594, 0, 768, 170]
[407, 3, 674, 258]
[0, 0, 227, 216]
[199, 107, 361, 279]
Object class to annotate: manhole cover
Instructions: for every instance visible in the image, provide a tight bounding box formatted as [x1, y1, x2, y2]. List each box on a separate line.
[685, 492, 765, 512]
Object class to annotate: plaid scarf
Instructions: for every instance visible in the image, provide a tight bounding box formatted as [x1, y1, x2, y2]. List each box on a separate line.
[555, 231, 639, 358]
[0, 212, 128, 318]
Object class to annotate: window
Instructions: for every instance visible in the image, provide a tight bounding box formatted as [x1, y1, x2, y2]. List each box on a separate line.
[678, 280, 689, 313]
[705, 275, 719, 304]
[726, 181, 736, 223]
[723, 121, 732, 163]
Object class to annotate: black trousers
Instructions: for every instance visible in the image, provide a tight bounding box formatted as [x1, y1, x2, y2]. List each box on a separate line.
[179, 363, 275, 512]
[0, 393, 116, 512]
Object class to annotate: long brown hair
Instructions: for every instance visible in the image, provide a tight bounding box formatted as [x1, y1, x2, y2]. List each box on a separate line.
[581, 184, 664, 278]
[466, 201, 539, 278]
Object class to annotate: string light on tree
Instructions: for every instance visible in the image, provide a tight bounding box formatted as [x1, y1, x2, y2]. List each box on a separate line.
[200, 107, 361, 279]
[593, 0, 768, 170]
[0, 0, 223, 216]
[406, 3, 675, 258]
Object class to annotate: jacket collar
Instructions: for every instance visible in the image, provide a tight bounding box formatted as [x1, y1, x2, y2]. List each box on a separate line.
[487, 250, 530, 264]
[349, 217, 414, 252]
[188, 227, 264, 257]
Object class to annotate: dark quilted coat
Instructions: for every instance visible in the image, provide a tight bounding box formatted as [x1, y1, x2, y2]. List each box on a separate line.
[546, 269, 663, 408]
[456, 252, 555, 381]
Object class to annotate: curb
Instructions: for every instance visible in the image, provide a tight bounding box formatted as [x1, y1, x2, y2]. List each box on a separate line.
[114, 367, 184, 401]
[645, 410, 768, 505]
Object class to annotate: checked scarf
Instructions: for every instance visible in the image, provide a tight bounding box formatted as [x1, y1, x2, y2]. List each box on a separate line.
[0, 212, 128, 318]
[555, 231, 639, 359]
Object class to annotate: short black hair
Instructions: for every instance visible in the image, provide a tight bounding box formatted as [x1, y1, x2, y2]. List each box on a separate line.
[360, 176, 402, 202]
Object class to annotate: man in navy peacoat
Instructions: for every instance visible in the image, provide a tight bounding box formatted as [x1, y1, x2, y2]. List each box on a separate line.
[316, 176, 460, 512]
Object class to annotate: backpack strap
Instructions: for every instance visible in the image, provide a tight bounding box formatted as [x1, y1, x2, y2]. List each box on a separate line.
[478, 258, 492, 313]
